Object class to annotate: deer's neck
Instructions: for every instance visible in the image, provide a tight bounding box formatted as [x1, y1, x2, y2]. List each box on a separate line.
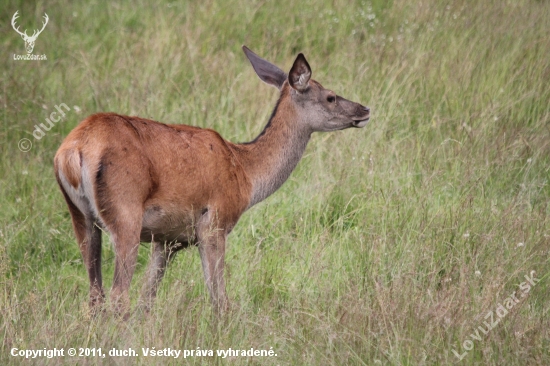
[233, 96, 311, 209]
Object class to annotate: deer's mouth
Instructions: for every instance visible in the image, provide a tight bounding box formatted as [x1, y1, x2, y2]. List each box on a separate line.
[351, 105, 370, 128]
[352, 117, 370, 128]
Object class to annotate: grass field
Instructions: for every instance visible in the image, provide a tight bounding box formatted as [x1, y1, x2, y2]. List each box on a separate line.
[1, 0, 549, 364]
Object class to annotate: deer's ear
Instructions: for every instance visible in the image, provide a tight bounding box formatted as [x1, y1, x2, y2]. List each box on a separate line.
[242, 46, 287, 90]
[288, 53, 311, 92]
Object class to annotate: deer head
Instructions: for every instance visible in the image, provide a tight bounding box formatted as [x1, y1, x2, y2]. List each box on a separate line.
[242, 46, 370, 133]
[11, 11, 49, 54]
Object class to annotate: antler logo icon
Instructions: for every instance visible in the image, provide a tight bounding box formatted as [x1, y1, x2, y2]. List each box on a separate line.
[11, 11, 49, 54]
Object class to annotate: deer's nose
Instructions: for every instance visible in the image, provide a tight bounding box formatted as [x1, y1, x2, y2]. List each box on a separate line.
[363, 106, 370, 114]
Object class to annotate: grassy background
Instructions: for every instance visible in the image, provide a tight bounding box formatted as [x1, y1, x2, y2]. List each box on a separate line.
[1, 0, 549, 364]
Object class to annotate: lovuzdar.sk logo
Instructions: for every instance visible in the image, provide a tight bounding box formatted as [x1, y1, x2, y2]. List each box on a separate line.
[11, 11, 48, 61]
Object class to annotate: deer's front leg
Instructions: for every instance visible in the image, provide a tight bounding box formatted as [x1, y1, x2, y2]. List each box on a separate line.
[197, 213, 228, 313]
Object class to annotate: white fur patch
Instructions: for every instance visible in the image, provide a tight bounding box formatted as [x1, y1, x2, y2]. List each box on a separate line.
[58, 161, 102, 224]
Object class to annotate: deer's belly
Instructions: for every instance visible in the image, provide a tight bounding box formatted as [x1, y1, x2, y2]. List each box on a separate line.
[140, 205, 196, 244]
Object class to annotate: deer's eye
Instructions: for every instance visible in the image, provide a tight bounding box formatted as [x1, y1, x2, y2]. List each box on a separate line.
[327, 95, 336, 103]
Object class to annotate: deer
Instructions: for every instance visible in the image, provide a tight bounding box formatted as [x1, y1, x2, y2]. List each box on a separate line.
[54, 46, 370, 317]
[11, 11, 49, 54]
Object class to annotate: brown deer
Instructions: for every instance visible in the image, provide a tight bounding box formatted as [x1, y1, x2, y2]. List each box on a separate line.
[54, 46, 370, 316]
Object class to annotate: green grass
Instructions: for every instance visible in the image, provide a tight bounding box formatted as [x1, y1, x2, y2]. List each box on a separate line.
[1, 0, 549, 364]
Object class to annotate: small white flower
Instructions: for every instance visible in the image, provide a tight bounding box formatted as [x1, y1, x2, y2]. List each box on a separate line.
[517, 242, 524, 247]
[49, 228, 61, 235]
[526, 158, 532, 163]
[15, 197, 21, 203]
[463, 232, 470, 238]
[73, 105, 82, 114]
[22, 170, 28, 175]
[475, 270, 481, 276]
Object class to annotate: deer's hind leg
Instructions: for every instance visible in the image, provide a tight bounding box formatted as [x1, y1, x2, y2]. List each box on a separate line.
[93, 148, 151, 319]
[59, 186, 105, 314]
[140, 241, 173, 313]
[95, 198, 143, 319]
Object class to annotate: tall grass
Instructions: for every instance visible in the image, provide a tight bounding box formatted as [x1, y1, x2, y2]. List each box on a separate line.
[1, 0, 549, 364]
